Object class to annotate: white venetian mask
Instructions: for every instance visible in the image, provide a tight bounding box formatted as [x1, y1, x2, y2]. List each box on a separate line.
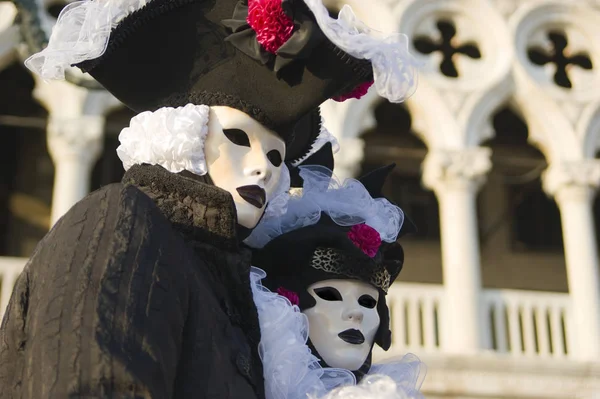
[204, 106, 286, 229]
[303, 279, 380, 371]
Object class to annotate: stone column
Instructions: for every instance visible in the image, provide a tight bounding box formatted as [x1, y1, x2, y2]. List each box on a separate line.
[543, 161, 600, 360]
[422, 147, 492, 354]
[47, 115, 105, 225]
[33, 79, 120, 226]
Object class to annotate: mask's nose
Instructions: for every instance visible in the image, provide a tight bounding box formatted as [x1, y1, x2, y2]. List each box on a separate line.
[342, 308, 364, 323]
[244, 151, 272, 185]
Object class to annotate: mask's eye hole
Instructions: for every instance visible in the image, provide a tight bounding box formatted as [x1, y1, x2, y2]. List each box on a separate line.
[358, 295, 377, 309]
[314, 287, 343, 301]
[223, 129, 250, 147]
[267, 150, 282, 167]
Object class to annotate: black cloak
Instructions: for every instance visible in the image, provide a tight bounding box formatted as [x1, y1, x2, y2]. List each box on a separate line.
[0, 164, 265, 398]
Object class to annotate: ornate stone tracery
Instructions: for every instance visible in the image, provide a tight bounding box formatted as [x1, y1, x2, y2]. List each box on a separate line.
[320, 0, 600, 363]
[511, 2, 600, 101]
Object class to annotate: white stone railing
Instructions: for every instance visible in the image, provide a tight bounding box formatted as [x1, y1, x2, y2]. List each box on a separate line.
[381, 283, 573, 360]
[481, 288, 573, 358]
[0, 258, 575, 361]
[385, 283, 446, 354]
[0, 256, 27, 321]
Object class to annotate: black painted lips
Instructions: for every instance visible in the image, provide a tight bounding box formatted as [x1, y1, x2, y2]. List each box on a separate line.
[236, 185, 266, 209]
[338, 329, 365, 345]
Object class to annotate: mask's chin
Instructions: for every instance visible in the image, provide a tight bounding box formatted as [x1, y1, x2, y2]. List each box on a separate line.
[235, 202, 267, 241]
[235, 201, 265, 229]
[329, 343, 370, 371]
[307, 338, 374, 382]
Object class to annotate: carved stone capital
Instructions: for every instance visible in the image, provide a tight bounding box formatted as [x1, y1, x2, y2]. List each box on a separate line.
[542, 160, 600, 200]
[422, 147, 492, 193]
[47, 115, 105, 163]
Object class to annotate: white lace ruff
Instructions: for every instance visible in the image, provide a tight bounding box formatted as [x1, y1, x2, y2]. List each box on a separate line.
[117, 103, 210, 175]
[251, 267, 426, 399]
[25, 0, 149, 79]
[301, 0, 420, 103]
[245, 166, 404, 248]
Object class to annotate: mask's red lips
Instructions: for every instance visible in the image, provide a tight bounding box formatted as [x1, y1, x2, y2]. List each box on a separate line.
[338, 329, 365, 345]
[236, 185, 266, 209]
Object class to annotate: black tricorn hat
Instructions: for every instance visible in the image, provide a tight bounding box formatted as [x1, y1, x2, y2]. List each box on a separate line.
[69, 0, 373, 162]
[252, 164, 415, 351]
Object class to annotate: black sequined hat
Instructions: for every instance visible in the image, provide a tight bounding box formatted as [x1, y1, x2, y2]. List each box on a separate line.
[252, 164, 416, 350]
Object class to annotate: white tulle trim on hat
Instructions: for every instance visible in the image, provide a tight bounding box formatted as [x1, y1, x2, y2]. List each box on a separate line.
[25, 0, 149, 80]
[301, 0, 420, 103]
[117, 103, 210, 175]
[291, 116, 339, 167]
[250, 267, 357, 399]
[244, 166, 404, 248]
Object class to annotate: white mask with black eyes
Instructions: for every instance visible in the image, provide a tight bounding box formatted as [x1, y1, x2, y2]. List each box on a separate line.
[204, 106, 286, 229]
[303, 279, 380, 371]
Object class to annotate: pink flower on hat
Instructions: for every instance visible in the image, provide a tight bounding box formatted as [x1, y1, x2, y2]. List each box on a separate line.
[277, 287, 300, 306]
[348, 224, 382, 258]
[247, 0, 295, 54]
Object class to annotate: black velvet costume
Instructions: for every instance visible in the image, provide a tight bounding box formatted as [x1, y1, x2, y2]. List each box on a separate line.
[0, 165, 265, 398]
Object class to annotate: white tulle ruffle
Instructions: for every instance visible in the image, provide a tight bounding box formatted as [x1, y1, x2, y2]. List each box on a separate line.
[245, 166, 404, 248]
[311, 370, 425, 399]
[250, 267, 356, 399]
[366, 355, 427, 399]
[264, 164, 291, 220]
[301, 0, 420, 103]
[25, 0, 149, 79]
[117, 103, 210, 175]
